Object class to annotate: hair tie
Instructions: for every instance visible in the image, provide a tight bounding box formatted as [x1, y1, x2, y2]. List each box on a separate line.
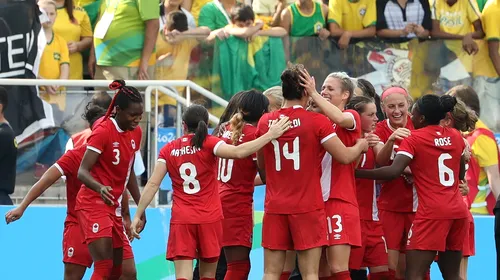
[381, 87, 408, 100]
[109, 81, 124, 90]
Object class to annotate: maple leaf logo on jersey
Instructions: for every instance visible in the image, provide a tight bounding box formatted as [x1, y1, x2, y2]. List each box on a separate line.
[113, 142, 119, 148]
[182, 137, 188, 142]
[436, 131, 442, 136]
[131, 140, 136, 149]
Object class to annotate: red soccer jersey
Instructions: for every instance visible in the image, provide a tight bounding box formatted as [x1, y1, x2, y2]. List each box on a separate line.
[158, 134, 225, 224]
[397, 125, 469, 220]
[71, 128, 92, 148]
[54, 145, 86, 224]
[218, 123, 258, 218]
[76, 118, 142, 215]
[256, 105, 337, 214]
[375, 116, 417, 213]
[355, 148, 379, 221]
[321, 110, 362, 205]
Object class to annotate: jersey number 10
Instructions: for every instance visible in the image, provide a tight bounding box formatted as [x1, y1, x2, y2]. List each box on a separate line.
[271, 137, 300, 171]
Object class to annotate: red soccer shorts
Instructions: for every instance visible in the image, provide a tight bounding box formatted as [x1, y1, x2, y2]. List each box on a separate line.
[166, 220, 223, 261]
[462, 214, 475, 257]
[349, 220, 388, 269]
[407, 218, 469, 252]
[379, 210, 415, 252]
[76, 209, 127, 249]
[262, 208, 328, 251]
[222, 215, 253, 248]
[324, 199, 362, 247]
[63, 223, 93, 267]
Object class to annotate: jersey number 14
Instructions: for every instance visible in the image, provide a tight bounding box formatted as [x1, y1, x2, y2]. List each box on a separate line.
[271, 137, 300, 171]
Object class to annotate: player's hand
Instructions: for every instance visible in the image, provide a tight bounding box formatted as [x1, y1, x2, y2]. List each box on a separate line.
[356, 138, 369, 153]
[299, 69, 318, 96]
[137, 213, 147, 233]
[130, 216, 142, 240]
[5, 207, 25, 224]
[389, 128, 411, 141]
[267, 117, 291, 139]
[123, 215, 133, 241]
[403, 174, 415, 186]
[365, 133, 380, 147]
[99, 186, 115, 206]
[463, 140, 472, 163]
[459, 180, 469, 196]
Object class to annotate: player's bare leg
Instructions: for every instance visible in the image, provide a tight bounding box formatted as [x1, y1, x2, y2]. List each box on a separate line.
[88, 238, 114, 279]
[436, 250, 462, 280]
[396, 253, 406, 279]
[174, 259, 194, 280]
[459, 257, 468, 280]
[280, 251, 297, 280]
[405, 250, 436, 280]
[224, 246, 251, 280]
[120, 258, 137, 280]
[326, 244, 351, 279]
[263, 249, 286, 280]
[199, 258, 220, 279]
[297, 247, 322, 280]
[318, 250, 332, 279]
[63, 263, 86, 280]
[387, 249, 400, 278]
[110, 247, 124, 280]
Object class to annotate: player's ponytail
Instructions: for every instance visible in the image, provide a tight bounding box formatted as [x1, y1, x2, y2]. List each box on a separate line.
[416, 94, 458, 125]
[183, 104, 209, 149]
[449, 99, 477, 132]
[229, 112, 244, 145]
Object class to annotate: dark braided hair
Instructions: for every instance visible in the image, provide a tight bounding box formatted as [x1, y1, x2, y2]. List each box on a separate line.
[281, 64, 305, 101]
[415, 94, 457, 125]
[106, 80, 143, 119]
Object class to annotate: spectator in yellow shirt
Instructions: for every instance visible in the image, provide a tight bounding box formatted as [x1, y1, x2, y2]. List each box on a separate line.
[38, 0, 70, 112]
[327, 0, 376, 48]
[53, 0, 92, 79]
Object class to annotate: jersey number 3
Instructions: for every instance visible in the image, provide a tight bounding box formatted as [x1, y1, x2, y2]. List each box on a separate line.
[271, 137, 300, 171]
[438, 153, 454, 187]
[180, 162, 201, 194]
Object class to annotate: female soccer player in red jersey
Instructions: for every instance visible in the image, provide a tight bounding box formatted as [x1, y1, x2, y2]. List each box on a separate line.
[256, 64, 367, 280]
[216, 90, 270, 280]
[356, 94, 472, 280]
[130, 104, 290, 280]
[344, 96, 390, 280]
[5, 103, 141, 280]
[300, 70, 365, 280]
[76, 80, 144, 280]
[440, 98, 478, 280]
[369, 86, 415, 279]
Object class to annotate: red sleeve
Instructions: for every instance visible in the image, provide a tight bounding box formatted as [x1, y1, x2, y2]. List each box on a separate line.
[374, 122, 389, 143]
[315, 114, 336, 144]
[158, 144, 170, 163]
[55, 151, 78, 177]
[344, 109, 361, 134]
[255, 114, 269, 138]
[86, 124, 109, 154]
[205, 135, 224, 155]
[397, 135, 416, 159]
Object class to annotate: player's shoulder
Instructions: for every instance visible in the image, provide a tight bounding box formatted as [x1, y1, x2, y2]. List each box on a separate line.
[242, 123, 258, 134]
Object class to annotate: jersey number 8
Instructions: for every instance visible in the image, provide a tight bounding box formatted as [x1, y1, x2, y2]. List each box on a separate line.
[180, 162, 201, 194]
[271, 137, 300, 171]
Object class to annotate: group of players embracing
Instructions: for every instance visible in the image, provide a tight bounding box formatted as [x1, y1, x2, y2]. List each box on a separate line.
[6, 63, 478, 280]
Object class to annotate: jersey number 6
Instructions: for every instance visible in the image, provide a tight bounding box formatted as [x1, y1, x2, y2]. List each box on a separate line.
[438, 153, 454, 187]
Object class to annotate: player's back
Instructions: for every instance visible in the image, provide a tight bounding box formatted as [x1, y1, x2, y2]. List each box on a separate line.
[355, 148, 379, 221]
[257, 106, 336, 214]
[160, 134, 224, 224]
[398, 125, 469, 219]
[218, 123, 258, 218]
[55, 145, 86, 224]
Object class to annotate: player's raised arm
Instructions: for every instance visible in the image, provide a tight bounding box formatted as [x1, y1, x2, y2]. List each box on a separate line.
[215, 117, 291, 159]
[5, 166, 62, 224]
[356, 154, 411, 181]
[131, 161, 168, 239]
[322, 136, 368, 164]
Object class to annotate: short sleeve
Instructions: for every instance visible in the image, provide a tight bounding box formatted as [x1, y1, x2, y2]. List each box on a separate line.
[483, 6, 500, 41]
[204, 135, 224, 155]
[80, 9, 93, 37]
[472, 135, 499, 167]
[158, 144, 170, 164]
[466, 0, 481, 24]
[397, 136, 416, 159]
[327, 0, 343, 25]
[138, 0, 160, 21]
[376, 0, 388, 30]
[315, 114, 336, 144]
[59, 37, 70, 65]
[255, 114, 269, 138]
[198, 3, 217, 30]
[86, 125, 108, 154]
[362, 0, 377, 28]
[55, 151, 78, 177]
[430, 0, 438, 20]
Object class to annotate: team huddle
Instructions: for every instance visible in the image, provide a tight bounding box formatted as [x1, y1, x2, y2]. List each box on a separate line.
[4, 64, 478, 280]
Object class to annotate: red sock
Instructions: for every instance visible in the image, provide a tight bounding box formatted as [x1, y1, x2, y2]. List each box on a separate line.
[109, 264, 122, 280]
[280, 271, 292, 280]
[369, 271, 391, 280]
[388, 270, 396, 280]
[424, 269, 430, 280]
[319, 277, 335, 280]
[91, 259, 113, 280]
[395, 277, 405, 280]
[333, 271, 351, 280]
[224, 260, 251, 280]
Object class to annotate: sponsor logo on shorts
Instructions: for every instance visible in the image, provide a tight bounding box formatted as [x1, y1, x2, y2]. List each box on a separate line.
[333, 234, 341, 240]
[92, 223, 99, 233]
[68, 247, 74, 257]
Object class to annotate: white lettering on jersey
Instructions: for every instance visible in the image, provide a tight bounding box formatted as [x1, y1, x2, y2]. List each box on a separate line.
[268, 118, 301, 129]
[170, 146, 201, 157]
[434, 137, 452, 147]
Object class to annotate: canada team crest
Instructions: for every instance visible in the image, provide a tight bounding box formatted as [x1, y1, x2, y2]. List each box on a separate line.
[131, 139, 136, 150]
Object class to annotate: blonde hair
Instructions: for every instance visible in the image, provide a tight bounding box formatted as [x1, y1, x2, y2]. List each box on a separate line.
[38, 0, 57, 9]
[449, 99, 477, 132]
[263, 86, 284, 107]
[229, 112, 244, 145]
[380, 85, 413, 109]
